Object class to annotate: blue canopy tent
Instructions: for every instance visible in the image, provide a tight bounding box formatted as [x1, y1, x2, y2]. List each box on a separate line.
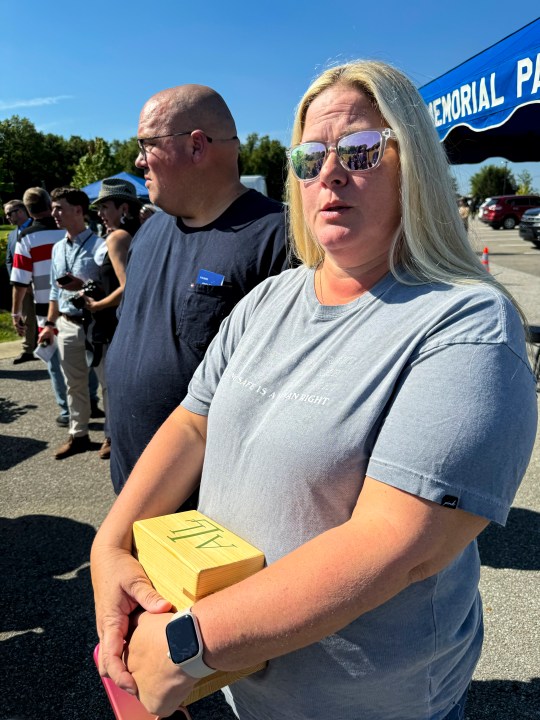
[419, 18, 540, 164]
[82, 171, 149, 202]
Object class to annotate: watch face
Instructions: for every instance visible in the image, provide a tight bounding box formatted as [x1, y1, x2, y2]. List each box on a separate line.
[166, 613, 200, 665]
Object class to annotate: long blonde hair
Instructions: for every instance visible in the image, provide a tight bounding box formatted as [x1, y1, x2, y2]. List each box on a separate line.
[286, 60, 520, 309]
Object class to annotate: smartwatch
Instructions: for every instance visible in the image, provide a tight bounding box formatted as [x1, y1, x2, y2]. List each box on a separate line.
[165, 608, 216, 679]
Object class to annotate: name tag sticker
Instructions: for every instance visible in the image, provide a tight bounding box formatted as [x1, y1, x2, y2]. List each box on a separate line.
[196, 269, 225, 286]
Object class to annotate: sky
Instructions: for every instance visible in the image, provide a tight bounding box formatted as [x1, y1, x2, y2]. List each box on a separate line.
[1, 1, 539, 195]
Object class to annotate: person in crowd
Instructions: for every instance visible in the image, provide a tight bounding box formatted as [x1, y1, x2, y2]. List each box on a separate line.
[39, 188, 106, 458]
[81, 178, 141, 459]
[139, 202, 159, 224]
[10, 188, 71, 425]
[458, 197, 470, 231]
[4, 199, 37, 363]
[91, 60, 537, 720]
[10, 190, 105, 427]
[103, 83, 287, 496]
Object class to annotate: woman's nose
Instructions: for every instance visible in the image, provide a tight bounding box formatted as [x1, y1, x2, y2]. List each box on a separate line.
[319, 147, 347, 185]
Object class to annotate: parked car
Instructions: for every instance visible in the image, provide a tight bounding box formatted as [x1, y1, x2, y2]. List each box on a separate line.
[519, 206, 540, 247]
[478, 194, 540, 229]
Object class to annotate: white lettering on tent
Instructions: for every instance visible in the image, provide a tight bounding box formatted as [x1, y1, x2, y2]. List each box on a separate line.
[534, 54, 540, 95]
[451, 89, 460, 119]
[517, 54, 540, 98]
[478, 77, 490, 112]
[460, 84, 473, 115]
[441, 94, 452, 124]
[426, 71, 505, 127]
[432, 98, 442, 125]
[490, 72, 504, 106]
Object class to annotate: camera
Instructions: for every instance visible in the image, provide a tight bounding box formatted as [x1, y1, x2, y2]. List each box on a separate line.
[70, 280, 104, 310]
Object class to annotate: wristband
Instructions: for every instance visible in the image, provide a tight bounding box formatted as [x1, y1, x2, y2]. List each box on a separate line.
[11, 313, 22, 318]
[44, 320, 56, 328]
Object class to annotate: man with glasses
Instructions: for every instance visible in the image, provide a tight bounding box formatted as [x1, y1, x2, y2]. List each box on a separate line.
[4, 200, 37, 363]
[105, 83, 287, 496]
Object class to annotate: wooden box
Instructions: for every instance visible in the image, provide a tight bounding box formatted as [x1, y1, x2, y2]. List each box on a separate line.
[132, 510, 266, 705]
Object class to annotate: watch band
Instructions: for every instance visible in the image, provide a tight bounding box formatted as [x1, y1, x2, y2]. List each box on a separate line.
[166, 608, 216, 679]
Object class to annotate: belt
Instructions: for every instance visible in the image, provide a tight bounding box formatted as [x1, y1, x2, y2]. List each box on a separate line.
[60, 313, 84, 324]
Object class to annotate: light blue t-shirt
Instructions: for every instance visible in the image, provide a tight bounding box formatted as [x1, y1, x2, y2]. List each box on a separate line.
[182, 266, 537, 720]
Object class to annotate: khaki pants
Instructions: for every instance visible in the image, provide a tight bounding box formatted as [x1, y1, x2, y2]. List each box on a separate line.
[57, 315, 100, 437]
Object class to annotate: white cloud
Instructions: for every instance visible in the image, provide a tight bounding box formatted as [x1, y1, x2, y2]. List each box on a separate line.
[0, 95, 73, 110]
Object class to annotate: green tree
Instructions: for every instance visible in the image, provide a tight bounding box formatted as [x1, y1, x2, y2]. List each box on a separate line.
[516, 170, 538, 195]
[71, 138, 118, 187]
[239, 133, 287, 201]
[469, 164, 517, 199]
[0, 116, 92, 197]
[111, 138, 144, 178]
[0, 116, 47, 197]
[0, 157, 15, 202]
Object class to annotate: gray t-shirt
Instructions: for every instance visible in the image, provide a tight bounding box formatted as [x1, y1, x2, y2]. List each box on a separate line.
[182, 266, 537, 720]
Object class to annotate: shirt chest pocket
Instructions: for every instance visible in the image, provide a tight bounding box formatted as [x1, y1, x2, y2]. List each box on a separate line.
[177, 284, 236, 349]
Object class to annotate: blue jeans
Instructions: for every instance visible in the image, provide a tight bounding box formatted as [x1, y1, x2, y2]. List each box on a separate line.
[47, 349, 99, 418]
[48, 349, 68, 418]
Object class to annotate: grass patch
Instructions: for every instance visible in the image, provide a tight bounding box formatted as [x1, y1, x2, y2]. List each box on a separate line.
[0, 225, 14, 267]
[0, 310, 19, 343]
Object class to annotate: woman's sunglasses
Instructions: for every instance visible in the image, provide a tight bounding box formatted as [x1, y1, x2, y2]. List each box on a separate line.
[286, 128, 397, 182]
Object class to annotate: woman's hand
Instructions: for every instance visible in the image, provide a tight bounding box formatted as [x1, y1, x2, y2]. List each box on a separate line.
[124, 611, 197, 716]
[81, 294, 100, 312]
[91, 544, 172, 694]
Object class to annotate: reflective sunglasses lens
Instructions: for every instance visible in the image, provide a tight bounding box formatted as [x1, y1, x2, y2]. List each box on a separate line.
[337, 131, 383, 171]
[290, 142, 326, 180]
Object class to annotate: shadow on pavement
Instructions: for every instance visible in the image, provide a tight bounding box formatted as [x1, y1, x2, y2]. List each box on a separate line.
[0, 398, 38, 424]
[0, 434, 48, 471]
[467, 677, 540, 719]
[478, 507, 540, 571]
[0, 515, 112, 720]
[0, 368, 50, 382]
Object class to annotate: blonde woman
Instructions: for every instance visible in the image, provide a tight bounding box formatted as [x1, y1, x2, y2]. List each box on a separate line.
[91, 61, 537, 719]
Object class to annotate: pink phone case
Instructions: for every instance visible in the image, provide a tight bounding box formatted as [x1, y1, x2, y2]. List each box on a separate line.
[93, 644, 191, 720]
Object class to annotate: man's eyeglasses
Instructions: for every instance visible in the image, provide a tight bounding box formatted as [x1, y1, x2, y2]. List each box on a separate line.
[5, 207, 24, 218]
[137, 130, 239, 162]
[286, 128, 397, 181]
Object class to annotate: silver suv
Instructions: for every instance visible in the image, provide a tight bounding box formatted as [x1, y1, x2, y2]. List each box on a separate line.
[519, 206, 540, 247]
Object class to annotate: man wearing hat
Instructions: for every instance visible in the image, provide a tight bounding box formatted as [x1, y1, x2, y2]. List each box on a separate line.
[40, 187, 105, 459]
[104, 83, 287, 496]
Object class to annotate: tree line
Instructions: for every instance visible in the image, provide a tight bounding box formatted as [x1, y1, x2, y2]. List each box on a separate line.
[0, 116, 288, 209]
[1, 114, 537, 213]
[468, 164, 537, 200]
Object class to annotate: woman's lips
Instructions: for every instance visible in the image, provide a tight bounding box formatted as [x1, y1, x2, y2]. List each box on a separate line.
[320, 203, 351, 217]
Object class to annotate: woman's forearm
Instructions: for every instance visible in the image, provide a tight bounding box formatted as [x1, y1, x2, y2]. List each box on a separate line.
[194, 479, 487, 672]
[93, 406, 207, 551]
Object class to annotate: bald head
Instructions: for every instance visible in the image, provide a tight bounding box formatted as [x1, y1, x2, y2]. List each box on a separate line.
[136, 84, 245, 224]
[143, 84, 237, 138]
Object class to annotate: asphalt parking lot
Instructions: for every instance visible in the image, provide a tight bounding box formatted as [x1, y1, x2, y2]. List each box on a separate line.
[1, 249, 539, 719]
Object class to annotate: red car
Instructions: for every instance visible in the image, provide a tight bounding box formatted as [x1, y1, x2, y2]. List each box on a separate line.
[478, 195, 540, 230]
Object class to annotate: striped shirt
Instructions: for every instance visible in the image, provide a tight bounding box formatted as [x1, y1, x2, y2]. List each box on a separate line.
[10, 216, 65, 323]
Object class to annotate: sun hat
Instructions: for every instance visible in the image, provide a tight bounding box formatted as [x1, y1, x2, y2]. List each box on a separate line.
[92, 177, 142, 206]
